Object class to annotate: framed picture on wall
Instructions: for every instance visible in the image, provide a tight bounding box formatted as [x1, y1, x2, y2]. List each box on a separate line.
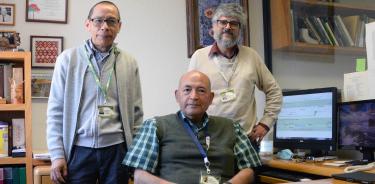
[186, 0, 249, 57]
[30, 35, 63, 68]
[0, 30, 19, 50]
[0, 3, 15, 26]
[26, 0, 68, 23]
[31, 72, 52, 98]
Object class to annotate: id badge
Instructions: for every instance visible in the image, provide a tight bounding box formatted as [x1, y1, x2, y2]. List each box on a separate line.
[219, 88, 236, 102]
[98, 105, 114, 118]
[200, 171, 221, 184]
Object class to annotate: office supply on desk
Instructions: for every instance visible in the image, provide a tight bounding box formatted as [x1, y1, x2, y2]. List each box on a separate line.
[277, 149, 294, 160]
[332, 171, 375, 183]
[344, 162, 375, 173]
[323, 162, 346, 167]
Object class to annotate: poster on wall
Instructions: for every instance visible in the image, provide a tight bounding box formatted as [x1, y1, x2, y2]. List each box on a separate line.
[30, 35, 63, 68]
[31, 73, 52, 98]
[0, 3, 15, 26]
[26, 0, 67, 23]
[186, 0, 249, 57]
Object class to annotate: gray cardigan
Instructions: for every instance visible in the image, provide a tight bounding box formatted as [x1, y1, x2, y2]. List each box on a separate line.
[46, 43, 143, 161]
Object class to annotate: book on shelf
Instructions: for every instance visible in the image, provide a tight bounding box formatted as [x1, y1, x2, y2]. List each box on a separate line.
[342, 15, 362, 46]
[18, 167, 25, 184]
[3, 167, 12, 184]
[323, 21, 339, 46]
[2, 64, 13, 103]
[11, 118, 25, 157]
[334, 15, 355, 47]
[303, 17, 322, 43]
[0, 65, 4, 99]
[315, 16, 334, 45]
[0, 121, 9, 157]
[0, 168, 3, 184]
[11, 167, 19, 184]
[7, 123, 12, 157]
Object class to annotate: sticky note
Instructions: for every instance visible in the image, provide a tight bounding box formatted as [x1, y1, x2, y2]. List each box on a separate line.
[356, 58, 366, 72]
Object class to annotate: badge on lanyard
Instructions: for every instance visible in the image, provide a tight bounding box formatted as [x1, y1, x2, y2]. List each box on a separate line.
[220, 88, 236, 102]
[200, 171, 221, 184]
[98, 104, 114, 118]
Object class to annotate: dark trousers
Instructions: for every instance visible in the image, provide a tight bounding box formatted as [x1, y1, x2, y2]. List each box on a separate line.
[250, 140, 260, 153]
[67, 142, 128, 184]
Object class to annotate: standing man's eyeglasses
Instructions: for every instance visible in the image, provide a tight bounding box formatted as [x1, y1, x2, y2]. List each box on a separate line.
[90, 18, 120, 27]
[216, 19, 241, 28]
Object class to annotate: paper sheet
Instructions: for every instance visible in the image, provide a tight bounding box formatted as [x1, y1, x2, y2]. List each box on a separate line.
[343, 71, 375, 101]
[365, 22, 375, 71]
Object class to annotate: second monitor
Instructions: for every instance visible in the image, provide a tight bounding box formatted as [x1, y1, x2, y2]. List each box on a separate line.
[338, 99, 375, 162]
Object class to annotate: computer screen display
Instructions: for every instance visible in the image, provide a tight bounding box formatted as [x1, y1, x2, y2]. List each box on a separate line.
[338, 99, 375, 161]
[274, 87, 337, 153]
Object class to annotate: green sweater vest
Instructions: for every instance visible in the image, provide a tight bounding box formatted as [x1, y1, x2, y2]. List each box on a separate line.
[155, 114, 237, 184]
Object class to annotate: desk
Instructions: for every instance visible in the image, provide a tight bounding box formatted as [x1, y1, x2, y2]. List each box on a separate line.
[260, 156, 375, 184]
[280, 178, 355, 184]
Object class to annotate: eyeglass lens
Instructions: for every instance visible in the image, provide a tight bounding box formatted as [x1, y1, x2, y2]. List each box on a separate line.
[91, 18, 119, 27]
[217, 20, 240, 28]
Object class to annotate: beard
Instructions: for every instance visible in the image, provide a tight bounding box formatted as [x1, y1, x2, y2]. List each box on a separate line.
[213, 28, 240, 49]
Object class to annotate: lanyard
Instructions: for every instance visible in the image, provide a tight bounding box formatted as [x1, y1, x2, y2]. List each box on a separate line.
[84, 46, 117, 103]
[179, 113, 211, 174]
[213, 56, 239, 88]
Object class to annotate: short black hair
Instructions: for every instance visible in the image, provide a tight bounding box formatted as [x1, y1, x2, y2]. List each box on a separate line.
[87, 1, 121, 20]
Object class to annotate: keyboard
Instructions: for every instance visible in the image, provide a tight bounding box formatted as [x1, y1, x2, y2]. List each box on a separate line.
[260, 169, 315, 182]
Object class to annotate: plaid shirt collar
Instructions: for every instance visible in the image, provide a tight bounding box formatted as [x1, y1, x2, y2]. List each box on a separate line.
[208, 42, 239, 59]
[178, 111, 209, 133]
[86, 39, 115, 62]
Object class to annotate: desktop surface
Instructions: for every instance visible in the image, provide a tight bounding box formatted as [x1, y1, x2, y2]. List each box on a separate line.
[260, 155, 375, 183]
[262, 156, 345, 177]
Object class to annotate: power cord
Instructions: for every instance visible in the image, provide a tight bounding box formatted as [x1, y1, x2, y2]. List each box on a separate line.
[344, 162, 375, 173]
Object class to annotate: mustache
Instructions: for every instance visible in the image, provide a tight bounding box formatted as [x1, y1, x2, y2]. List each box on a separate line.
[222, 29, 233, 35]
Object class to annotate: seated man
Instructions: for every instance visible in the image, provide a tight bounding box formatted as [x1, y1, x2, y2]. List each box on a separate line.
[123, 70, 261, 184]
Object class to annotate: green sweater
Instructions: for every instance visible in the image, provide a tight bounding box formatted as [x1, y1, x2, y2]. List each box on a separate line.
[155, 114, 236, 184]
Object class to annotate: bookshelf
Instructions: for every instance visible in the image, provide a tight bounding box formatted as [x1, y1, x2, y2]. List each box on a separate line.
[269, 0, 375, 56]
[0, 52, 32, 183]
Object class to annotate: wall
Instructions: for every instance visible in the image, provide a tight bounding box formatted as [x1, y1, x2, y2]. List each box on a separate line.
[2, 0, 266, 151]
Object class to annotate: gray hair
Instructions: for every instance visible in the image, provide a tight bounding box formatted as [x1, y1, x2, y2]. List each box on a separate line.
[211, 3, 246, 27]
[87, 1, 121, 20]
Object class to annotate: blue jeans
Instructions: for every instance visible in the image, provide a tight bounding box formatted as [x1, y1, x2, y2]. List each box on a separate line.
[67, 143, 128, 184]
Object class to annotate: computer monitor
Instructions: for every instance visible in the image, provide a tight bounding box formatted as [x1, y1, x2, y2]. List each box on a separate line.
[338, 99, 375, 162]
[273, 87, 337, 156]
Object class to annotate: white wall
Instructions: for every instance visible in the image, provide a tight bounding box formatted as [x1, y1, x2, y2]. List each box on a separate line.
[2, 0, 266, 151]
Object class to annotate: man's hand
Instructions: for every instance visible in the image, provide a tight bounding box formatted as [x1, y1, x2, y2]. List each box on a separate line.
[249, 123, 268, 144]
[50, 158, 68, 184]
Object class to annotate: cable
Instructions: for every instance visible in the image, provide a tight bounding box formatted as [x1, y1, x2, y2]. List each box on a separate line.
[344, 162, 375, 173]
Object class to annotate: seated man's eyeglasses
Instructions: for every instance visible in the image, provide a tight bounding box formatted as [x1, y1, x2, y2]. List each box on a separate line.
[216, 19, 240, 28]
[90, 18, 120, 27]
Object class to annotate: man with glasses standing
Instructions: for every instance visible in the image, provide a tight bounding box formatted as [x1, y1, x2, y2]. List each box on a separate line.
[189, 3, 282, 151]
[47, 1, 143, 184]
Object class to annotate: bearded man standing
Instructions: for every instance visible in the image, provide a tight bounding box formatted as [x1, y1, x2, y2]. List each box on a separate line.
[189, 3, 282, 150]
